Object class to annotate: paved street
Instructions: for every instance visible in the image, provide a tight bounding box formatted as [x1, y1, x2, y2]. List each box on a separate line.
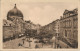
[3, 37, 26, 49]
[3, 36, 72, 49]
[3, 36, 55, 49]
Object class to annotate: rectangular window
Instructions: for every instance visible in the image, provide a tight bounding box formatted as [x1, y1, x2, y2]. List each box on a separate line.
[65, 30, 67, 37]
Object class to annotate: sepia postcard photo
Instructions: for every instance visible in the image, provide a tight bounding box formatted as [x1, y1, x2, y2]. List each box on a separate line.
[0, 0, 80, 50]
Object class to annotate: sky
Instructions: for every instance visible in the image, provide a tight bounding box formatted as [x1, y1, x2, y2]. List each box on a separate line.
[1, 0, 78, 26]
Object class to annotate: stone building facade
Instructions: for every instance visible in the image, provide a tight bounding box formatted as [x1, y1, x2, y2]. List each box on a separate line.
[54, 19, 60, 37]
[12, 17, 25, 37]
[40, 19, 60, 37]
[40, 21, 56, 37]
[3, 19, 15, 41]
[24, 20, 41, 36]
[59, 8, 78, 48]
[3, 4, 25, 40]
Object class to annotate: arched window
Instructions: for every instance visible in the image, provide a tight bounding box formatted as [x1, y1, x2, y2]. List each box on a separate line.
[66, 20, 68, 27]
[69, 20, 70, 27]
[65, 30, 67, 37]
[68, 20, 69, 27]
[70, 20, 72, 27]
[65, 20, 66, 27]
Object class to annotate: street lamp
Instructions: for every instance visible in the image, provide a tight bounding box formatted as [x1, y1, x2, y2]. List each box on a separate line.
[26, 31, 32, 48]
[55, 36, 56, 48]
[55, 33, 60, 48]
[26, 34, 29, 41]
[26, 33, 31, 48]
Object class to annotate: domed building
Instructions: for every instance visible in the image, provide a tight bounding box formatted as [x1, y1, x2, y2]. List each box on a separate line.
[7, 4, 23, 21]
[3, 4, 25, 41]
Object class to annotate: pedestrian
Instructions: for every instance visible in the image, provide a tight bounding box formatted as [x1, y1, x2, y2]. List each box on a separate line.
[27, 38, 28, 41]
[60, 46, 61, 48]
[18, 43, 20, 46]
[33, 37, 34, 40]
[18, 43, 22, 46]
[23, 40, 24, 44]
[57, 44, 59, 48]
[42, 43, 43, 48]
[22, 38, 25, 44]
[35, 44, 39, 48]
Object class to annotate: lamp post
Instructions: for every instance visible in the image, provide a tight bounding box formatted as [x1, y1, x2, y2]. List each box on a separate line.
[57, 33, 59, 48]
[55, 36, 56, 48]
[54, 29, 56, 48]
[26, 33, 31, 48]
[29, 34, 31, 48]
[28, 21, 32, 48]
[26, 34, 29, 41]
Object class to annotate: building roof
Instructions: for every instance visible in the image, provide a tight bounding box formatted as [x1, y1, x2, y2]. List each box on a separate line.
[3, 19, 15, 26]
[63, 8, 78, 15]
[7, 4, 23, 20]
